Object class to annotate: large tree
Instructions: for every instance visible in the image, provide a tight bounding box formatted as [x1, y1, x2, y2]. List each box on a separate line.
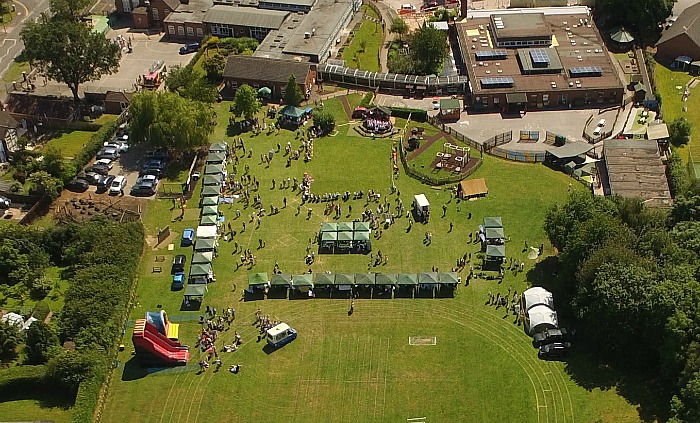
[284, 75, 304, 107]
[389, 18, 409, 41]
[50, 0, 91, 21]
[669, 116, 691, 146]
[20, 16, 121, 101]
[202, 52, 226, 81]
[231, 84, 261, 120]
[24, 321, 60, 364]
[165, 65, 218, 103]
[129, 91, 215, 153]
[410, 23, 449, 75]
[597, 0, 675, 41]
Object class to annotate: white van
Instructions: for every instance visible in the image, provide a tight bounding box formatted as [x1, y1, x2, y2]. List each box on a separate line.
[266, 323, 297, 348]
[597, 119, 606, 127]
[401, 4, 416, 12]
[109, 175, 126, 195]
[592, 127, 602, 137]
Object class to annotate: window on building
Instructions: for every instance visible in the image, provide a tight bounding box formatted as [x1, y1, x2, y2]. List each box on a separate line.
[187, 26, 194, 36]
[493, 97, 499, 104]
[178, 26, 185, 35]
[168, 25, 175, 34]
[152, 8, 159, 20]
[196, 27, 203, 37]
[164, 8, 169, 14]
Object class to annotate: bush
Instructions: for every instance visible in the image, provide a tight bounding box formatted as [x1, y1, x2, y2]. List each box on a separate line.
[314, 110, 336, 135]
[25, 321, 60, 364]
[32, 300, 51, 321]
[667, 150, 689, 196]
[29, 276, 52, 299]
[387, 107, 428, 122]
[359, 92, 374, 107]
[69, 120, 117, 183]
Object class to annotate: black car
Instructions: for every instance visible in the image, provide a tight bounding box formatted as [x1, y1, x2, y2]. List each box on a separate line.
[140, 167, 164, 178]
[532, 328, 567, 348]
[96, 175, 116, 193]
[86, 164, 109, 176]
[84, 172, 102, 185]
[179, 42, 201, 54]
[66, 178, 90, 192]
[146, 149, 169, 162]
[130, 181, 157, 196]
[172, 254, 186, 273]
[538, 342, 571, 359]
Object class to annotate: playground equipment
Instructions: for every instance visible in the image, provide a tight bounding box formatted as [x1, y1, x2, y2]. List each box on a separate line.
[132, 310, 189, 366]
[437, 143, 470, 169]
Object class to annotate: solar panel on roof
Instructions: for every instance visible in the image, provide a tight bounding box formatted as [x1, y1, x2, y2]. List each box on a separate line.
[529, 49, 550, 66]
[480, 77, 514, 88]
[568, 66, 603, 77]
[475, 50, 507, 60]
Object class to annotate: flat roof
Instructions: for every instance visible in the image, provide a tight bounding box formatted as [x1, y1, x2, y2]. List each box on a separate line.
[547, 141, 593, 158]
[457, 12, 623, 96]
[492, 13, 550, 41]
[202, 5, 290, 29]
[646, 123, 670, 140]
[282, 0, 354, 57]
[260, 0, 315, 5]
[467, 6, 591, 19]
[164, 0, 213, 24]
[603, 140, 671, 206]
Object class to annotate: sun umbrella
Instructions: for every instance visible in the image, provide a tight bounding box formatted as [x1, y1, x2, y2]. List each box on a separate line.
[258, 87, 272, 97]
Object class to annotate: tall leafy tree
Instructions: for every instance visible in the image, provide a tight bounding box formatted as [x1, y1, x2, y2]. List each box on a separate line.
[284, 75, 304, 107]
[389, 18, 409, 41]
[669, 116, 692, 146]
[231, 84, 261, 120]
[597, 0, 674, 41]
[129, 91, 215, 153]
[28, 170, 62, 200]
[165, 66, 218, 103]
[0, 321, 21, 362]
[202, 52, 226, 81]
[25, 321, 60, 364]
[410, 23, 448, 75]
[20, 16, 121, 101]
[50, 0, 91, 20]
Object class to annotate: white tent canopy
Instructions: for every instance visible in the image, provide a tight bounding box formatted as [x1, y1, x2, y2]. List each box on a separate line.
[414, 194, 430, 209]
[1, 312, 24, 328]
[196, 225, 218, 239]
[23, 316, 38, 331]
[523, 287, 554, 311]
[526, 304, 559, 335]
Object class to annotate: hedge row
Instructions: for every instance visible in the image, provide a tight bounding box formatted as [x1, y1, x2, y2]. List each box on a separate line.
[388, 107, 428, 122]
[66, 120, 118, 184]
[71, 363, 107, 423]
[359, 92, 374, 108]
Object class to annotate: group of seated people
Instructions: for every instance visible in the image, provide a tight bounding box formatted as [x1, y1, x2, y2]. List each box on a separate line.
[363, 118, 392, 134]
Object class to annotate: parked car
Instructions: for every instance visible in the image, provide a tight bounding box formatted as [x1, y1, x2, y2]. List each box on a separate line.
[538, 342, 571, 359]
[172, 254, 186, 273]
[109, 175, 126, 195]
[181, 228, 195, 246]
[130, 180, 157, 196]
[532, 328, 567, 348]
[96, 147, 120, 160]
[95, 158, 114, 170]
[179, 42, 201, 54]
[0, 195, 10, 208]
[104, 140, 129, 153]
[136, 174, 159, 186]
[83, 171, 101, 185]
[66, 178, 90, 192]
[172, 272, 186, 290]
[96, 175, 116, 193]
[146, 149, 169, 162]
[86, 164, 109, 176]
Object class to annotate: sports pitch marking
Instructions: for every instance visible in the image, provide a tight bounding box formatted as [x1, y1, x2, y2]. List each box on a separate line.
[409, 336, 437, 345]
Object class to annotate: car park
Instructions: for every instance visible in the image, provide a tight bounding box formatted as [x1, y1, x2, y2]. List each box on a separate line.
[0, 195, 10, 208]
[538, 342, 571, 359]
[130, 179, 157, 196]
[96, 175, 116, 193]
[171, 272, 186, 290]
[179, 42, 201, 54]
[532, 328, 567, 348]
[95, 158, 114, 170]
[172, 255, 186, 273]
[66, 178, 90, 192]
[109, 175, 126, 195]
[181, 228, 195, 246]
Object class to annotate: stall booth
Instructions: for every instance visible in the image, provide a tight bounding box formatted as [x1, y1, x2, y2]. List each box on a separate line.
[192, 251, 213, 264]
[269, 273, 292, 298]
[526, 304, 559, 335]
[189, 263, 215, 284]
[200, 214, 218, 226]
[202, 174, 223, 187]
[335, 273, 355, 297]
[209, 142, 228, 154]
[201, 185, 220, 197]
[247, 272, 269, 300]
[206, 151, 227, 165]
[418, 272, 439, 297]
[374, 273, 398, 298]
[355, 273, 376, 297]
[194, 238, 218, 253]
[437, 272, 459, 297]
[484, 244, 506, 270]
[204, 164, 225, 175]
[413, 194, 431, 222]
[397, 273, 418, 298]
[313, 273, 336, 297]
[320, 231, 338, 251]
[291, 274, 314, 299]
[201, 196, 219, 206]
[183, 284, 207, 309]
[196, 225, 218, 239]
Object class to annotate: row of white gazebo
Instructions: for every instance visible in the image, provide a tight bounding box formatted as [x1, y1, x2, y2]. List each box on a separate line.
[521, 287, 559, 335]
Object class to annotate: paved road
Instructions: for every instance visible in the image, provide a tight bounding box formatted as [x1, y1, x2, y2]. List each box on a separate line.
[0, 0, 52, 101]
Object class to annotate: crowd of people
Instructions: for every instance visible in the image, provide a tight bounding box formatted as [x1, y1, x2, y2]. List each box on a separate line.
[195, 307, 241, 373]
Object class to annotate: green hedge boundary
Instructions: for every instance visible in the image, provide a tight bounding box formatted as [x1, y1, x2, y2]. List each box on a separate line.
[65, 120, 118, 184]
[388, 107, 428, 122]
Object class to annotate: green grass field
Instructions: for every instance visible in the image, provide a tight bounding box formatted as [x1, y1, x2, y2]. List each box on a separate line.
[42, 130, 94, 158]
[96, 97, 646, 423]
[653, 64, 696, 162]
[342, 6, 382, 72]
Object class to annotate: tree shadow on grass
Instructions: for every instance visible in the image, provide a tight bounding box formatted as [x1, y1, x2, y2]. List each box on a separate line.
[527, 257, 670, 423]
[0, 381, 74, 410]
